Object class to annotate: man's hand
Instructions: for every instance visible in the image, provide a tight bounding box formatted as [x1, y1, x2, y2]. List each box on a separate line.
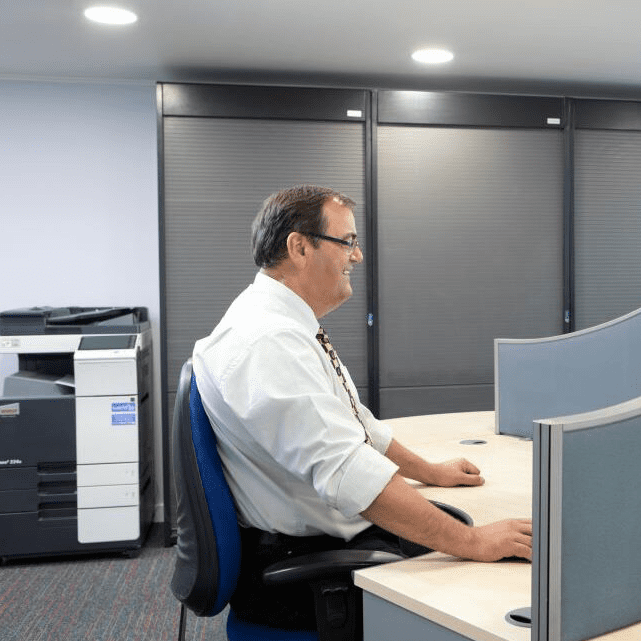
[467, 519, 533, 562]
[429, 458, 485, 487]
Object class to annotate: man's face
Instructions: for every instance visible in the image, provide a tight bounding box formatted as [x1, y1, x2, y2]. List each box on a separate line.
[307, 198, 363, 318]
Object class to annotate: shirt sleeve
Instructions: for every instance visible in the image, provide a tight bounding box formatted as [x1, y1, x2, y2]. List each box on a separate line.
[216, 329, 399, 518]
[356, 402, 394, 455]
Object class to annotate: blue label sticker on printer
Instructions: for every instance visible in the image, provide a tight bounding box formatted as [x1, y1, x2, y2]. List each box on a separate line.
[112, 413, 136, 425]
[112, 402, 136, 412]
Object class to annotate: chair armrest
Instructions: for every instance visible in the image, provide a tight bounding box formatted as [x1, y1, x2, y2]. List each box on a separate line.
[262, 549, 403, 586]
[263, 550, 403, 641]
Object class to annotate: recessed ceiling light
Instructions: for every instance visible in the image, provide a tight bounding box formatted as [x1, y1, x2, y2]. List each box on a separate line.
[84, 6, 138, 25]
[412, 49, 454, 64]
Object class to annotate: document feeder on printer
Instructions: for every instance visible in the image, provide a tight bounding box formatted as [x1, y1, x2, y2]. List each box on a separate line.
[0, 307, 154, 559]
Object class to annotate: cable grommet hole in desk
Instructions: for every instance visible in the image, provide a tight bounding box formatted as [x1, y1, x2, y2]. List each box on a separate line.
[505, 607, 531, 628]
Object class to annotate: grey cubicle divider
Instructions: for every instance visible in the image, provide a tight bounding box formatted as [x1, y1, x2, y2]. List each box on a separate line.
[532, 397, 641, 641]
[495, 306, 641, 439]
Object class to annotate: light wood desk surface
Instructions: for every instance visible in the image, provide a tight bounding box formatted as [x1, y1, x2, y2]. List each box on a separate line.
[354, 411, 640, 641]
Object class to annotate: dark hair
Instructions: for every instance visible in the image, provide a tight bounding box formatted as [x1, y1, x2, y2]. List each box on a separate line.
[251, 185, 356, 268]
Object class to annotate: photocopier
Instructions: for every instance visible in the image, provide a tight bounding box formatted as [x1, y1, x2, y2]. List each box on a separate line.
[0, 306, 154, 559]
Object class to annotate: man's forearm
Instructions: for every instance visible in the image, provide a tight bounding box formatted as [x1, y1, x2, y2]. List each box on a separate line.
[360, 472, 476, 556]
[360, 473, 533, 562]
[384, 438, 438, 484]
[385, 438, 484, 488]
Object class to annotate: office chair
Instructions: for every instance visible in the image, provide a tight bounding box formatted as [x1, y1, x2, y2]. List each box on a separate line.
[170, 359, 406, 641]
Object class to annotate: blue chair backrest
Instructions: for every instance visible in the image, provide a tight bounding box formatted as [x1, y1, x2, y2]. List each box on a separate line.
[171, 359, 242, 617]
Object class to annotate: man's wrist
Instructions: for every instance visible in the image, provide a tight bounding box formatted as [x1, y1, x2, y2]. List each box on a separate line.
[420, 462, 441, 486]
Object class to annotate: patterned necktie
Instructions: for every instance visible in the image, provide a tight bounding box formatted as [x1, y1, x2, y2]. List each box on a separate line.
[316, 327, 372, 446]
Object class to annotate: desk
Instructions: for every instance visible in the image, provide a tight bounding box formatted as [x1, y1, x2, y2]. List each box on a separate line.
[354, 411, 640, 641]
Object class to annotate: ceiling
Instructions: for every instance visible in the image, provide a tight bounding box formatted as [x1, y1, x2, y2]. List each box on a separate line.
[3, 0, 641, 98]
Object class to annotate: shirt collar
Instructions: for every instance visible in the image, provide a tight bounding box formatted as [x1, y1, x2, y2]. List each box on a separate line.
[253, 271, 319, 335]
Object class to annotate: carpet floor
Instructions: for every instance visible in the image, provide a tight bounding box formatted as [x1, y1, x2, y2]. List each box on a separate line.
[0, 526, 227, 641]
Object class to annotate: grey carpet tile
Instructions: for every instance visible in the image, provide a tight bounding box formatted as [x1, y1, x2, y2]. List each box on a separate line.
[0, 527, 227, 641]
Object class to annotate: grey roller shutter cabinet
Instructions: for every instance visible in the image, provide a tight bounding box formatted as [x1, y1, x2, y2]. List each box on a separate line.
[164, 119, 566, 422]
[163, 117, 367, 532]
[574, 130, 641, 330]
[160, 88, 641, 540]
[377, 126, 564, 418]
[163, 117, 368, 399]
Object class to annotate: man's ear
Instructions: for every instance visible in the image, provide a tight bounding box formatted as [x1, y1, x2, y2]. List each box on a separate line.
[286, 232, 308, 266]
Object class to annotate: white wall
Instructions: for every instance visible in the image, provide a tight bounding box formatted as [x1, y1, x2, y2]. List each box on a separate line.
[0, 79, 165, 520]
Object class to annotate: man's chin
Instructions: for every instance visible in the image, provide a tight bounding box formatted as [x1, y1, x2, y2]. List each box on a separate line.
[318, 291, 352, 318]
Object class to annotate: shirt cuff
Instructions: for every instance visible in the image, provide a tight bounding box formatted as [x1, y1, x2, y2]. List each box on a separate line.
[335, 445, 399, 518]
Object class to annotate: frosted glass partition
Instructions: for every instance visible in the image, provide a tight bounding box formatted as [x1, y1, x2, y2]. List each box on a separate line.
[532, 397, 641, 641]
[495, 306, 641, 438]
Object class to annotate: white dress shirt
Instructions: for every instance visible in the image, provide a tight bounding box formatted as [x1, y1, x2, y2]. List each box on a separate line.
[192, 271, 399, 540]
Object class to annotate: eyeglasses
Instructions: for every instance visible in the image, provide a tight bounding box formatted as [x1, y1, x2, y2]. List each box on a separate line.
[309, 233, 361, 253]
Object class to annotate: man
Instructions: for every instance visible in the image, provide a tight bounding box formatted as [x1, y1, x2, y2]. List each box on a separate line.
[193, 185, 532, 628]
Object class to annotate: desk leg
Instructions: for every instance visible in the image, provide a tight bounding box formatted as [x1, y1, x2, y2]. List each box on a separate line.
[362, 592, 473, 641]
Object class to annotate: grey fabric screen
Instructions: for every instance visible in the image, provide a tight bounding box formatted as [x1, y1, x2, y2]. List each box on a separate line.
[377, 126, 564, 418]
[163, 116, 367, 391]
[533, 407, 641, 641]
[574, 130, 641, 330]
[559, 417, 641, 641]
[496, 308, 641, 438]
